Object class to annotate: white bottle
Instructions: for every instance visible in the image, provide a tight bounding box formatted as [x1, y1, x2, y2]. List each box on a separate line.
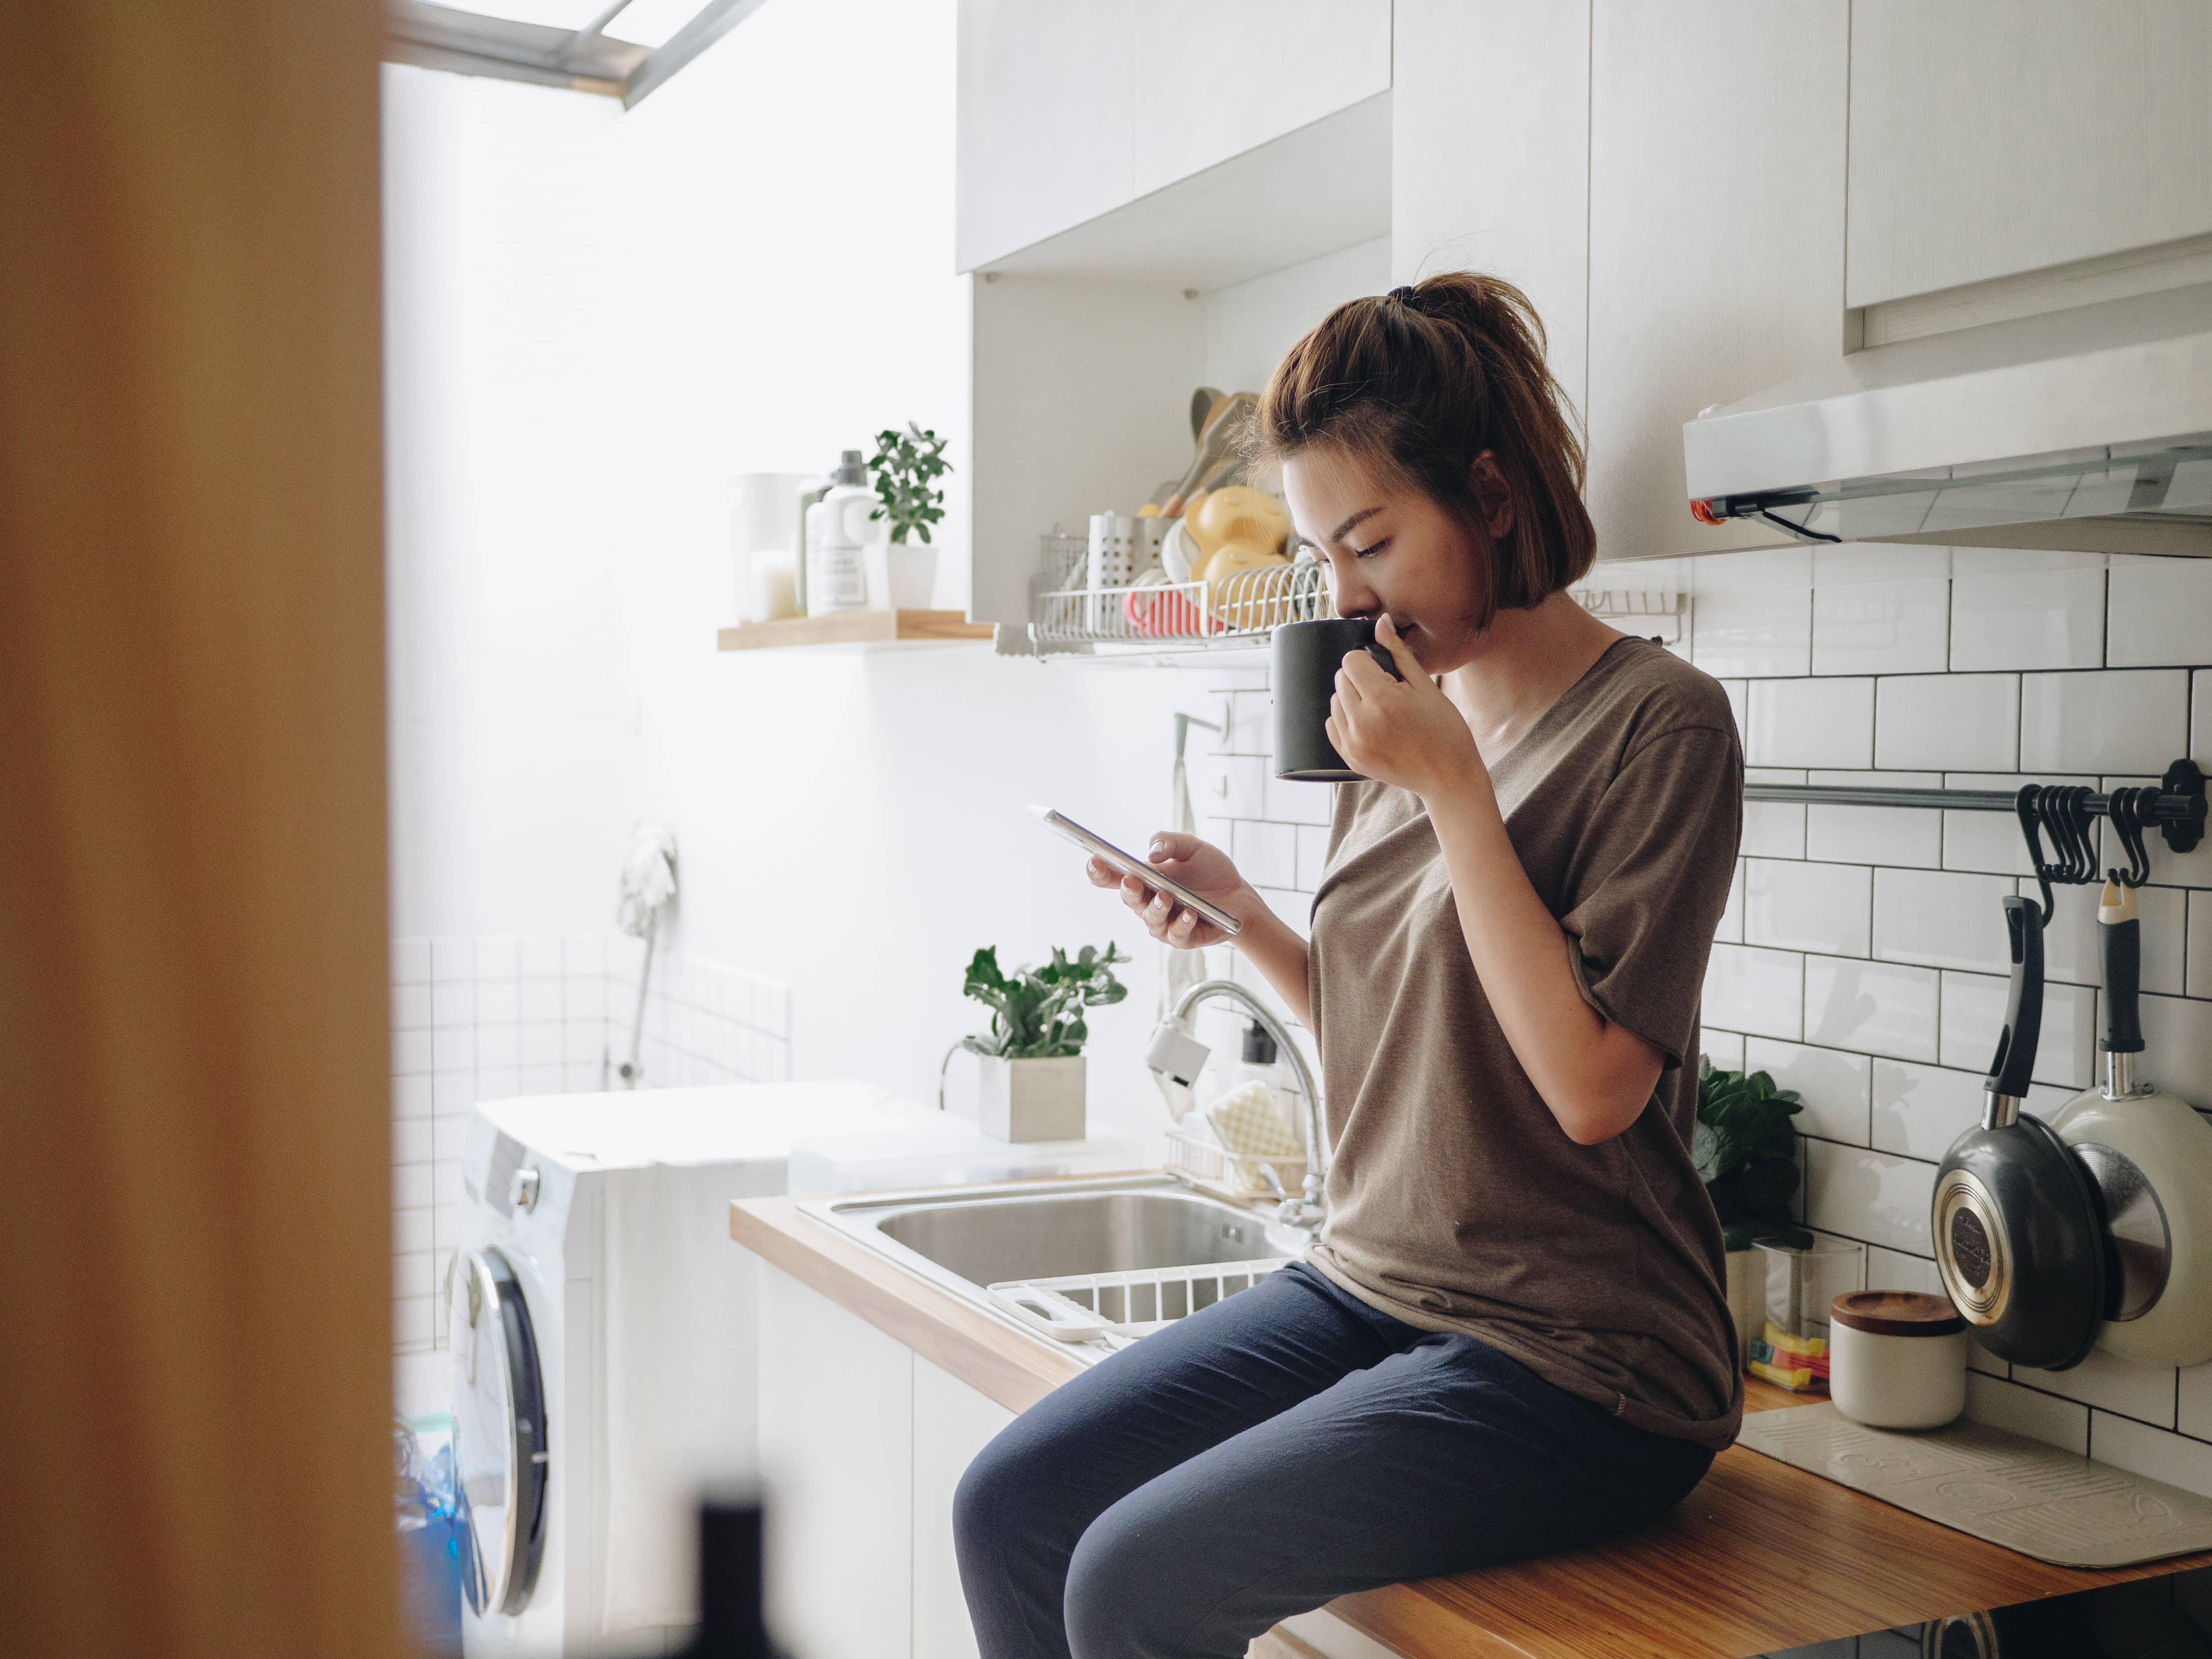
[804, 450, 874, 615]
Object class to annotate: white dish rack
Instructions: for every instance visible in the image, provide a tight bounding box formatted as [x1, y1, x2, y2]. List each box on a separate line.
[988, 1256, 1290, 1345]
[1023, 530, 1688, 655]
[1029, 531, 1329, 653]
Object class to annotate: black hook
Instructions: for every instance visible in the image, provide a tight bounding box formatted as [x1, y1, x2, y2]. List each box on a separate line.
[2058, 786, 2099, 886]
[2108, 786, 2154, 888]
[2016, 786, 2058, 926]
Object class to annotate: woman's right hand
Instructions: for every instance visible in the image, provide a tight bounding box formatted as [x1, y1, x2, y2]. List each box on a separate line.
[1086, 832, 1255, 950]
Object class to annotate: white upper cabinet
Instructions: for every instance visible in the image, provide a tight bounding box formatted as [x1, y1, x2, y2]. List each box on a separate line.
[956, 1, 1136, 273]
[957, 0, 1390, 274]
[1390, 1, 1592, 429]
[1847, 0, 2212, 309]
[1130, 0, 1391, 200]
[1585, 0, 1848, 561]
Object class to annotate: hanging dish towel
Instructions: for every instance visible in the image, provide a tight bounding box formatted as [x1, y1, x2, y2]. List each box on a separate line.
[1161, 726, 1210, 1018]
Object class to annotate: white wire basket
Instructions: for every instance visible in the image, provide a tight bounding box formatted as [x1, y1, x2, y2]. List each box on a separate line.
[1031, 532, 1330, 652]
[1163, 1124, 1306, 1205]
[987, 1256, 1290, 1344]
[1030, 534, 1685, 654]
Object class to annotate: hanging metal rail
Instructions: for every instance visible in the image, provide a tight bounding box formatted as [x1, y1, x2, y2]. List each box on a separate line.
[1743, 760, 2207, 919]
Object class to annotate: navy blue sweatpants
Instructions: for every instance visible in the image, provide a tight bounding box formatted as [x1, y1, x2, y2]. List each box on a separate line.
[952, 1261, 1715, 1659]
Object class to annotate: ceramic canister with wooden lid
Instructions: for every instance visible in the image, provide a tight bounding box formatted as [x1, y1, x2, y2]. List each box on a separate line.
[1828, 1291, 1970, 1429]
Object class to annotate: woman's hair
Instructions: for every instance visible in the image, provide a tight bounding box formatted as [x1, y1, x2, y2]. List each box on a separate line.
[1256, 271, 1595, 627]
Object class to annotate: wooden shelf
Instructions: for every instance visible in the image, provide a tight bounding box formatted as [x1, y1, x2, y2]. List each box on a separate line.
[717, 610, 995, 652]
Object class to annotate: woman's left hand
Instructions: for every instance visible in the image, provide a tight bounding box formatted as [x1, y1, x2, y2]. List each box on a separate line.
[1328, 614, 1485, 799]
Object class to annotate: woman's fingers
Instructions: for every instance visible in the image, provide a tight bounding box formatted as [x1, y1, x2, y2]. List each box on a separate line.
[1373, 612, 1423, 679]
[1116, 873, 1182, 940]
[1340, 645, 1397, 695]
[1147, 830, 1200, 863]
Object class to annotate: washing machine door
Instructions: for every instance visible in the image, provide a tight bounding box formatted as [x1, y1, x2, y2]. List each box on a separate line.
[451, 1247, 548, 1617]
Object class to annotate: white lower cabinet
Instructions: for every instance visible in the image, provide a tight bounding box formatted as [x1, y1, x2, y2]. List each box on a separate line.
[757, 1263, 1013, 1659]
[914, 1356, 1017, 1659]
[758, 1263, 916, 1658]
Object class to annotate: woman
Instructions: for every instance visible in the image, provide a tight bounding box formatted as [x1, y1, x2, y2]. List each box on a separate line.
[954, 273, 1744, 1659]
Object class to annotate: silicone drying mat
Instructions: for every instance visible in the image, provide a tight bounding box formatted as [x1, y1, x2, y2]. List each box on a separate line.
[1739, 1403, 2212, 1568]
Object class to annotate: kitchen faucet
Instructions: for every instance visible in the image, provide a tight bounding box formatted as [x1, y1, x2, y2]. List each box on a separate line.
[1146, 979, 1329, 1240]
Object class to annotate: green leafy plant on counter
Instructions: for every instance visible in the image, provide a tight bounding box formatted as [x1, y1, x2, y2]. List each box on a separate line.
[867, 422, 951, 545]
[962, 944, 1128, 1059]
[1694, 1059, 1812, 1252]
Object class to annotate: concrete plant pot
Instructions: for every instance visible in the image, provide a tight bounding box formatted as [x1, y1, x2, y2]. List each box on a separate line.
[978, 1054, 1085, 1143]
[865, 538, 939, 610]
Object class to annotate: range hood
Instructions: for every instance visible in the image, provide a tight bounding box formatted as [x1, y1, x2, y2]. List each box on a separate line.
[1682, 283, 2212, 557]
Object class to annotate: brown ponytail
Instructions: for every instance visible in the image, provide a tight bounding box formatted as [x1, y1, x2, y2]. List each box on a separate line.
[1256, 271, 1594, 628]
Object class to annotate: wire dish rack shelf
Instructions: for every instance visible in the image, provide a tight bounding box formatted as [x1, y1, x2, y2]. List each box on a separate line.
[1030, 532, 1330, 653]
[1026, 531, 1689, 654]
[987, 1256, 1290, 1346]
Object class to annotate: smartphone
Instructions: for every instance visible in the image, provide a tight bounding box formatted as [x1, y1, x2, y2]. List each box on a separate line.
[1029, 806, 1244, 937]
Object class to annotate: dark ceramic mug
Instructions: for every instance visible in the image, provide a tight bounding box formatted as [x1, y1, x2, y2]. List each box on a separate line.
[1272, 617, 1404, 782]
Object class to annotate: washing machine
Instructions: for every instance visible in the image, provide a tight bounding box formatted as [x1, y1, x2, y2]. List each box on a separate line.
[451, 1079, 937, 1658]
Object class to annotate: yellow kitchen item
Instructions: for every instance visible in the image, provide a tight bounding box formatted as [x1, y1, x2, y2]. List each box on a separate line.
[1187, 485, 1290, 560]
[1203, 542, 1290, 617]
[1135, 503, 1161, 518]
[1203, 1080, 1302, 1161]
[1181, 491, 1213, 576]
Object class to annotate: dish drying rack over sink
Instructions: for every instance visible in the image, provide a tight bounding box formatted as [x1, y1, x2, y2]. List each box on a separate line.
[989, 1256, 1290, 1346]
[1029, 532, 1329, 653]
[1025, 531, 1690, 655]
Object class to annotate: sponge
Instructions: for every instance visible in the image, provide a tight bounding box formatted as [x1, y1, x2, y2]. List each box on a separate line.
[1203, 1080, 1302, 1160]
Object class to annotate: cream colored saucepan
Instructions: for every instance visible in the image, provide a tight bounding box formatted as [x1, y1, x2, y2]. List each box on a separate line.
[2053, 877, 2212, 1368]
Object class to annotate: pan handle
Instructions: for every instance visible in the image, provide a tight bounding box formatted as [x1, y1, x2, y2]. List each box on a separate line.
[1984, 895, 2044, 1125]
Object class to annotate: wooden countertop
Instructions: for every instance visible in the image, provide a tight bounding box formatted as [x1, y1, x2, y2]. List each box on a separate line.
[731, 1193, 2212, 1659]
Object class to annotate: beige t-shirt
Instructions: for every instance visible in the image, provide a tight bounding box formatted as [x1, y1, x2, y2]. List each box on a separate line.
[1305, 637, 1745, 1448]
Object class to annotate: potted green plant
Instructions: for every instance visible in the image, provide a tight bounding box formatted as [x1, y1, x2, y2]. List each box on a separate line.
[962, 943, 1126, 1142]
[865, 422, 951, 610]
[1694, 1059, 1812, 1364]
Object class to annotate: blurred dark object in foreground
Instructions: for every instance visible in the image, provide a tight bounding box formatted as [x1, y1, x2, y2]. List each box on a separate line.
[681, 1491, 790, 1659]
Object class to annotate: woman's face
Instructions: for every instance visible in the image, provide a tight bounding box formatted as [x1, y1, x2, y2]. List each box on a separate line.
[1279, 445, 1513, 676]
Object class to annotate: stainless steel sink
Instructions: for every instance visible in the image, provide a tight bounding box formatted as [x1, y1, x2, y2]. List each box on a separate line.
[799, 1174, 1279, 1354]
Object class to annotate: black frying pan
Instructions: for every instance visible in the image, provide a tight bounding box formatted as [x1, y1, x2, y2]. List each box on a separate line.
[1932, 895, 2108, 1371]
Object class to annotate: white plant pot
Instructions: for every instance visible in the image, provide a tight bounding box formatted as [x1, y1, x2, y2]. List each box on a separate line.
[977, 1054, 1085, 1144]
[1725, 1248, 1766, 1369]
[873, 538, 937, 610]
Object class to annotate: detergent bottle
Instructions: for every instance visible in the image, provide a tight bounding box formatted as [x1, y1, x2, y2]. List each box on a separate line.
[804, 449, 874, 614]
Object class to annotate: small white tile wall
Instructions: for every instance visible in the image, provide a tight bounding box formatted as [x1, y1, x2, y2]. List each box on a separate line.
[1190, 549, 2212, 1503]
[388, 930, 791, 1356]
[1693, 545, 2212, 1498]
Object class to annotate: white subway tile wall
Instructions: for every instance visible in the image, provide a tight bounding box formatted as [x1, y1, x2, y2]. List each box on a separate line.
[1193, 549, 2212, 1502]
[1689, 546, 2212, 1497]
[389, 932, 791, 1355]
